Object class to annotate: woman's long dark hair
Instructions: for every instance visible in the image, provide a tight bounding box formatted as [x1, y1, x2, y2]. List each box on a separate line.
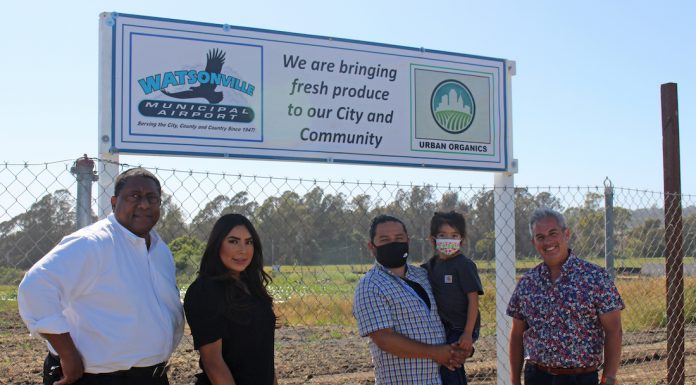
[198, 214, 273, 313]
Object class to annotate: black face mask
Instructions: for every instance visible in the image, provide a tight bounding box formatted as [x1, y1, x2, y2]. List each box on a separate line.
[375, 242, 409, 268]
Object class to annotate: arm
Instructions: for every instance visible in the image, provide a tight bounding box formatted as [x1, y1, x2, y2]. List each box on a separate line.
[17, 237, 98, 385]
[18, 236, 98, 339]
[369, 328, 463, 369]
[509, 317, 526, 385]
[458, 292, 479, 356]
[599, 310, 623, 381]
[199, 339, 236, 385]
[41, 332, 84, 385]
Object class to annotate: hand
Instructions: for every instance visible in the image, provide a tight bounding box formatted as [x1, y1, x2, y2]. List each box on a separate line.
[458, 334, 474, 358]
[39, 333, 84, 385]
[430, 344, 463, 371]
[53, 351, 84, 385]
[448, 343, 468, 366]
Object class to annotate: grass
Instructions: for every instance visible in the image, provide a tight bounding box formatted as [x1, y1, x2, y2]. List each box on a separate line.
[275, 293, 355, 326]
[4, 261, 696, 333]
[619, 276, 696, 332]
[0, 285, 17, 312]
[475, 256, 696, 270]
[0, 285, 19, 332]
[263, 266, 696, 335]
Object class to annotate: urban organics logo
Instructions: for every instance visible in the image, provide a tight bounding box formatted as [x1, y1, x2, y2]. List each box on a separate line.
[430, 80, 475, 134]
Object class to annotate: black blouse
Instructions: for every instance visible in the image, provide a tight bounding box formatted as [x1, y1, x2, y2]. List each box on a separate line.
[184, 276, 275, 385]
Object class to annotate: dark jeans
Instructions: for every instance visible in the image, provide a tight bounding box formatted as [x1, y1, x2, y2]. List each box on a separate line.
[440, 325, 477, 385]
[43, 353, 170, 385]
[524, 363, 599, 385]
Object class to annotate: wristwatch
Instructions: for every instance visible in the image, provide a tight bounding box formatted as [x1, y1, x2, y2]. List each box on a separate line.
[600, 375, 617, 385]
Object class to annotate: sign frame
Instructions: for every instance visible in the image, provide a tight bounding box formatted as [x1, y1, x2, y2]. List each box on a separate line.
[100, 12, 512, 172]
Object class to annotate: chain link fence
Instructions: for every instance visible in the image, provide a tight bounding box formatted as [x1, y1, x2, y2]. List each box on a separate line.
[1, 158, 695, 384]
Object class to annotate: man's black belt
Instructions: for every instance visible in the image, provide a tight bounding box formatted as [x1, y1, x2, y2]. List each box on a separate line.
[49, 353, 168, 378]
[87, 362, 169, 378]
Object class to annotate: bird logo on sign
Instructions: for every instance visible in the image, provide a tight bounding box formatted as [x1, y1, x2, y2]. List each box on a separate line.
[162, 49, 226, 104]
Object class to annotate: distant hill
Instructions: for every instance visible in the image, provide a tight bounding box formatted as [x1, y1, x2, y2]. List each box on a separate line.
[627, 205, 696, 228]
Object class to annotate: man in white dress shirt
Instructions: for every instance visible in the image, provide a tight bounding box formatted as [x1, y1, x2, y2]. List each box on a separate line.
[18, 168, 184, 385]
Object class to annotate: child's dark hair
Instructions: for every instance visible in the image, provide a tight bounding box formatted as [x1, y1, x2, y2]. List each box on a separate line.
[430, 211, 466, 238]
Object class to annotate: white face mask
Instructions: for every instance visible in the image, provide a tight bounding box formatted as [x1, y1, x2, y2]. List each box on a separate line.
[435, 238, 461, 256]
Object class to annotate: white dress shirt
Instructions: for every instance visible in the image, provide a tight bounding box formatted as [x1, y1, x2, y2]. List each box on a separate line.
[18, 214, 184, 373]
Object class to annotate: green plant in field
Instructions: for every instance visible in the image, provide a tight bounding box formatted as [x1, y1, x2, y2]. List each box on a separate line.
[0, 267, 24, 285]
[0, 284, 17, 298]
[0, 289, 19, 331]
[0, 285, 18, 315]
[329, 330, 344, 339]
[0, 300, 16, 313]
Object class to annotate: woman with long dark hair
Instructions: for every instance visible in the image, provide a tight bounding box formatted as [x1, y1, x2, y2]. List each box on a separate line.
[183, 214, 277, 385]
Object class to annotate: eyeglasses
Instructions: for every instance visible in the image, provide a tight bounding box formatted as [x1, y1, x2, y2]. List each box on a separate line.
[122, 192, 162, 205]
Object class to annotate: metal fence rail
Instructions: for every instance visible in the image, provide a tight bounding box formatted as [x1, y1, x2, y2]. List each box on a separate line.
[1, 158, 695, 384]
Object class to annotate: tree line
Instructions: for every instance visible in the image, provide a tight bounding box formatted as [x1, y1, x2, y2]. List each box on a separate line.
[1, 187, 695, 281]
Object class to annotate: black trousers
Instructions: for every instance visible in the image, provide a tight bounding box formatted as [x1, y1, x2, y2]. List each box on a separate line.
[43, 353, 170, 385]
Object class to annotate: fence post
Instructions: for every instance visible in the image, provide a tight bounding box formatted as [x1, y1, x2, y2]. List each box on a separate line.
[604, 177, 615, 279]
[98, 13, 120, 218]
[70, 155, 98, 230]
[494, 171, 516, 385]
[661, 82, 684, 385]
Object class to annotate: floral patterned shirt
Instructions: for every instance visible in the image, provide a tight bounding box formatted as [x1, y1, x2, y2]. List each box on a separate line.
[506, 252, 624, 368]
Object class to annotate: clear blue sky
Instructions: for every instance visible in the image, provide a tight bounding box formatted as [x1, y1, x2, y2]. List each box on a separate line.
[2, 0, 694, 193]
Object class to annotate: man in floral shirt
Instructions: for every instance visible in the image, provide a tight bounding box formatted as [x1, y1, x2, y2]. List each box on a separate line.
[507, 208, 624, 385]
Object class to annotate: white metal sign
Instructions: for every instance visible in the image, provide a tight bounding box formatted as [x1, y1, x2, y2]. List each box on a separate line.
[103, 13, 510, 171]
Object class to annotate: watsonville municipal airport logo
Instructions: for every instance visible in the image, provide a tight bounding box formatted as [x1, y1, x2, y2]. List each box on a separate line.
[136, 49, 255, 123]
[430, 80, 475, 134]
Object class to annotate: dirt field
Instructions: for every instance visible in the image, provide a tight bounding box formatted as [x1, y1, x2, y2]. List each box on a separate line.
[2, 309, 695, 385]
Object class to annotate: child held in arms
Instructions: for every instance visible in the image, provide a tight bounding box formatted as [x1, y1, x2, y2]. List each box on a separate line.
[422, 211, 484, 385]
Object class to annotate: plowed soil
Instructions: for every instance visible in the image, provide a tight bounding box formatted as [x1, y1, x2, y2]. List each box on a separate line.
[2, 310, 695, 385]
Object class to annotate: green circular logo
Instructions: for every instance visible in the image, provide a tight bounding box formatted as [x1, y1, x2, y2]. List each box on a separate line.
[430, 80, 475, 134]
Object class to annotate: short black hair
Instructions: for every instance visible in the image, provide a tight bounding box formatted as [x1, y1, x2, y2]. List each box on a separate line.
[113, 167, 161, 197]
[369, 214, 408, 242]
[430, 211, 466, 238]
